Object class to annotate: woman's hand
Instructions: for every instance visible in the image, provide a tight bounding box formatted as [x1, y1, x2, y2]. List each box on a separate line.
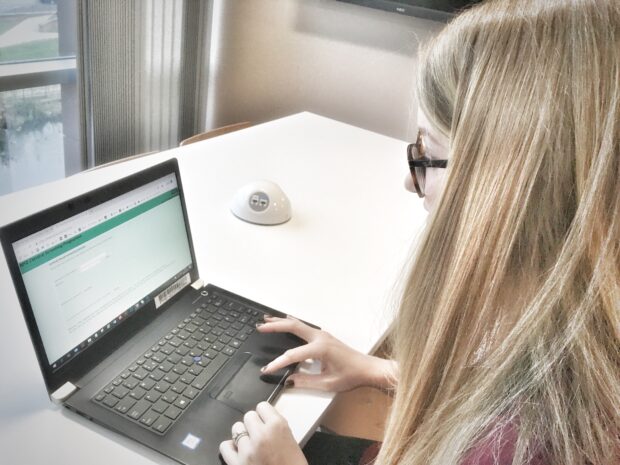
[257, 315, 397, 391]
[219, 402, 307, 465]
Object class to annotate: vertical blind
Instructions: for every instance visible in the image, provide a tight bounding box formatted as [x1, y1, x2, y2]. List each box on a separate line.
[79, 0, 210, 166]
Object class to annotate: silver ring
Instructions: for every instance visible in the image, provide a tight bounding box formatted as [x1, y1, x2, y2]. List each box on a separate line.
[232, 431, 249, 447]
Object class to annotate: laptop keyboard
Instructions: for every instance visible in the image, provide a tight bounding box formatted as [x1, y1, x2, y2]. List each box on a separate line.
[92, 291, 264, 435]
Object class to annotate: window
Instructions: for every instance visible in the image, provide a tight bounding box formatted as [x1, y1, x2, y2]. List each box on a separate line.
[0, 0, 211, 197]
[0, 0, 80, 196]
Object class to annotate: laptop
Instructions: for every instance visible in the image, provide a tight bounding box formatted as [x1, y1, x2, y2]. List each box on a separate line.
[0, 159, 309, 465]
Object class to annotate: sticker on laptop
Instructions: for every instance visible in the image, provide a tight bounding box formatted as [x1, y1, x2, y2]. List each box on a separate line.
[154, 273, 191, 309]
[181, 433, 202, 450]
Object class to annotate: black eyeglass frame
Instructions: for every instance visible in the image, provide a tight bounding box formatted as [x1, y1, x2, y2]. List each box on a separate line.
[407, 140, 448, 198]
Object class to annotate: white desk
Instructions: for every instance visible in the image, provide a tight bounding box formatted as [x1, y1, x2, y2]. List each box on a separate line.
[0, 112, 426, 464]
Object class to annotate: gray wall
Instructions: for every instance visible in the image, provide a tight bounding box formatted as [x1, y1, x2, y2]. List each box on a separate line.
[206, 0, 444, 141]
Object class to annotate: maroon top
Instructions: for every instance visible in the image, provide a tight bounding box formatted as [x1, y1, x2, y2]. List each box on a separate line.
[460, 421, 546, 465]
[358, 422, 547, 465]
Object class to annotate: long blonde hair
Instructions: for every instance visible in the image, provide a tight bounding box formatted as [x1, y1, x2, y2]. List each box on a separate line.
[378, 1, 620, 464]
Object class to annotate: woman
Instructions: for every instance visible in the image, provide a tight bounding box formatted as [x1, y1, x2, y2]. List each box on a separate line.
[220, 0, 620, 464]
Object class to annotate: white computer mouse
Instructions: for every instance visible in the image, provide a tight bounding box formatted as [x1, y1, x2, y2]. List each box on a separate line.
[230, 180, 292, 225]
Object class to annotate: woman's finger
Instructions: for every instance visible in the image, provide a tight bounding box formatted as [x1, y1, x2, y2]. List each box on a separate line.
[261, 343, 322, 374]
[285, 373, 332, 391]
[242, 409, 264, 438]
[231, 421, 246, 437]
[219, 440, 240, 465]
[255, 401, 281, 424]
[231, 421, 251, 451]
[257, 317, 317, 342]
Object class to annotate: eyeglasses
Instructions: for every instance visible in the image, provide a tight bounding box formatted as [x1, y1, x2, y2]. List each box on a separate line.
[407, 130, 448, 198]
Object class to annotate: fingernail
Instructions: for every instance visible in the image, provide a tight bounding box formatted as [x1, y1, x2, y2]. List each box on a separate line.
[255, 322, 264, 328]
[263, 314, 273, 320]
[284, 378, 294, 387]
[260, 365, 267, 372]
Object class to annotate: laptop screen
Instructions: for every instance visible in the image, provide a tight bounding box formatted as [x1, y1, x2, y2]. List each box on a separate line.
[11, 173, 193, 371]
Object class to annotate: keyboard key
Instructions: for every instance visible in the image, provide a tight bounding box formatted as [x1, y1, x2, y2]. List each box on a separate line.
[169, 337, 183, 348]
[188, 366, 203, 376]
[211, 342, 224, 352]
[151, 353, 165, 364]
[160, 344, 174, 355]
[132, 368, 149, 380]
[163, 405, 182, 420]
[152, 399, 169, 414]
[112, 377, 123, 386]
[123, 377, 140, 390]
[112, 386, 129, 399]
[181, 356, 194, 367]
[173, 364, 188, 375]
[184, 387, 199, 400]
[175, 346, 190, 356]
[154, 381, 171, 393]
[102, 395, 119, 408]
[161, 392, 178, 404]
[94, 392, 106, 402]
[204, 350, 217, 360]
[163, 373, 179, 384]
[152, 416, 172, 434]
[128, 400, 151, 420]
[144, 391, 161, 403]
[142, 360, 158, 371]
[120, 371, 131, 379]
[104, 385, 114, 394]
[115, 397, 136, 414]
[223, 347, 235, 356]
[180, 373, 195, 385]
[178, 330, 191, 340]
[231, 339, 242, 349]
[149, 369, 165, 381]
[191, 353, 227, 390]
[158, 361, 174, 373]
[167, 353, 182, 364]
[129, 387, 146, 400]
[171, 382, 186, 394]
[185, 323, 198, 333]
[139, 378, 156, 390]
[140, 409, 159, 427]
[174, 396, 190, 409]
[218, 335, 231, 344]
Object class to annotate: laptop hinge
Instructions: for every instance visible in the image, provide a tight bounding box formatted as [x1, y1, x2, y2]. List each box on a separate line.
[191, 278, 205, 290]
[51, 381, 78, 404]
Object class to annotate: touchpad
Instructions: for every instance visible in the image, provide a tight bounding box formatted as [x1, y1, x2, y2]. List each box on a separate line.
[208, 352, 288, 413]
